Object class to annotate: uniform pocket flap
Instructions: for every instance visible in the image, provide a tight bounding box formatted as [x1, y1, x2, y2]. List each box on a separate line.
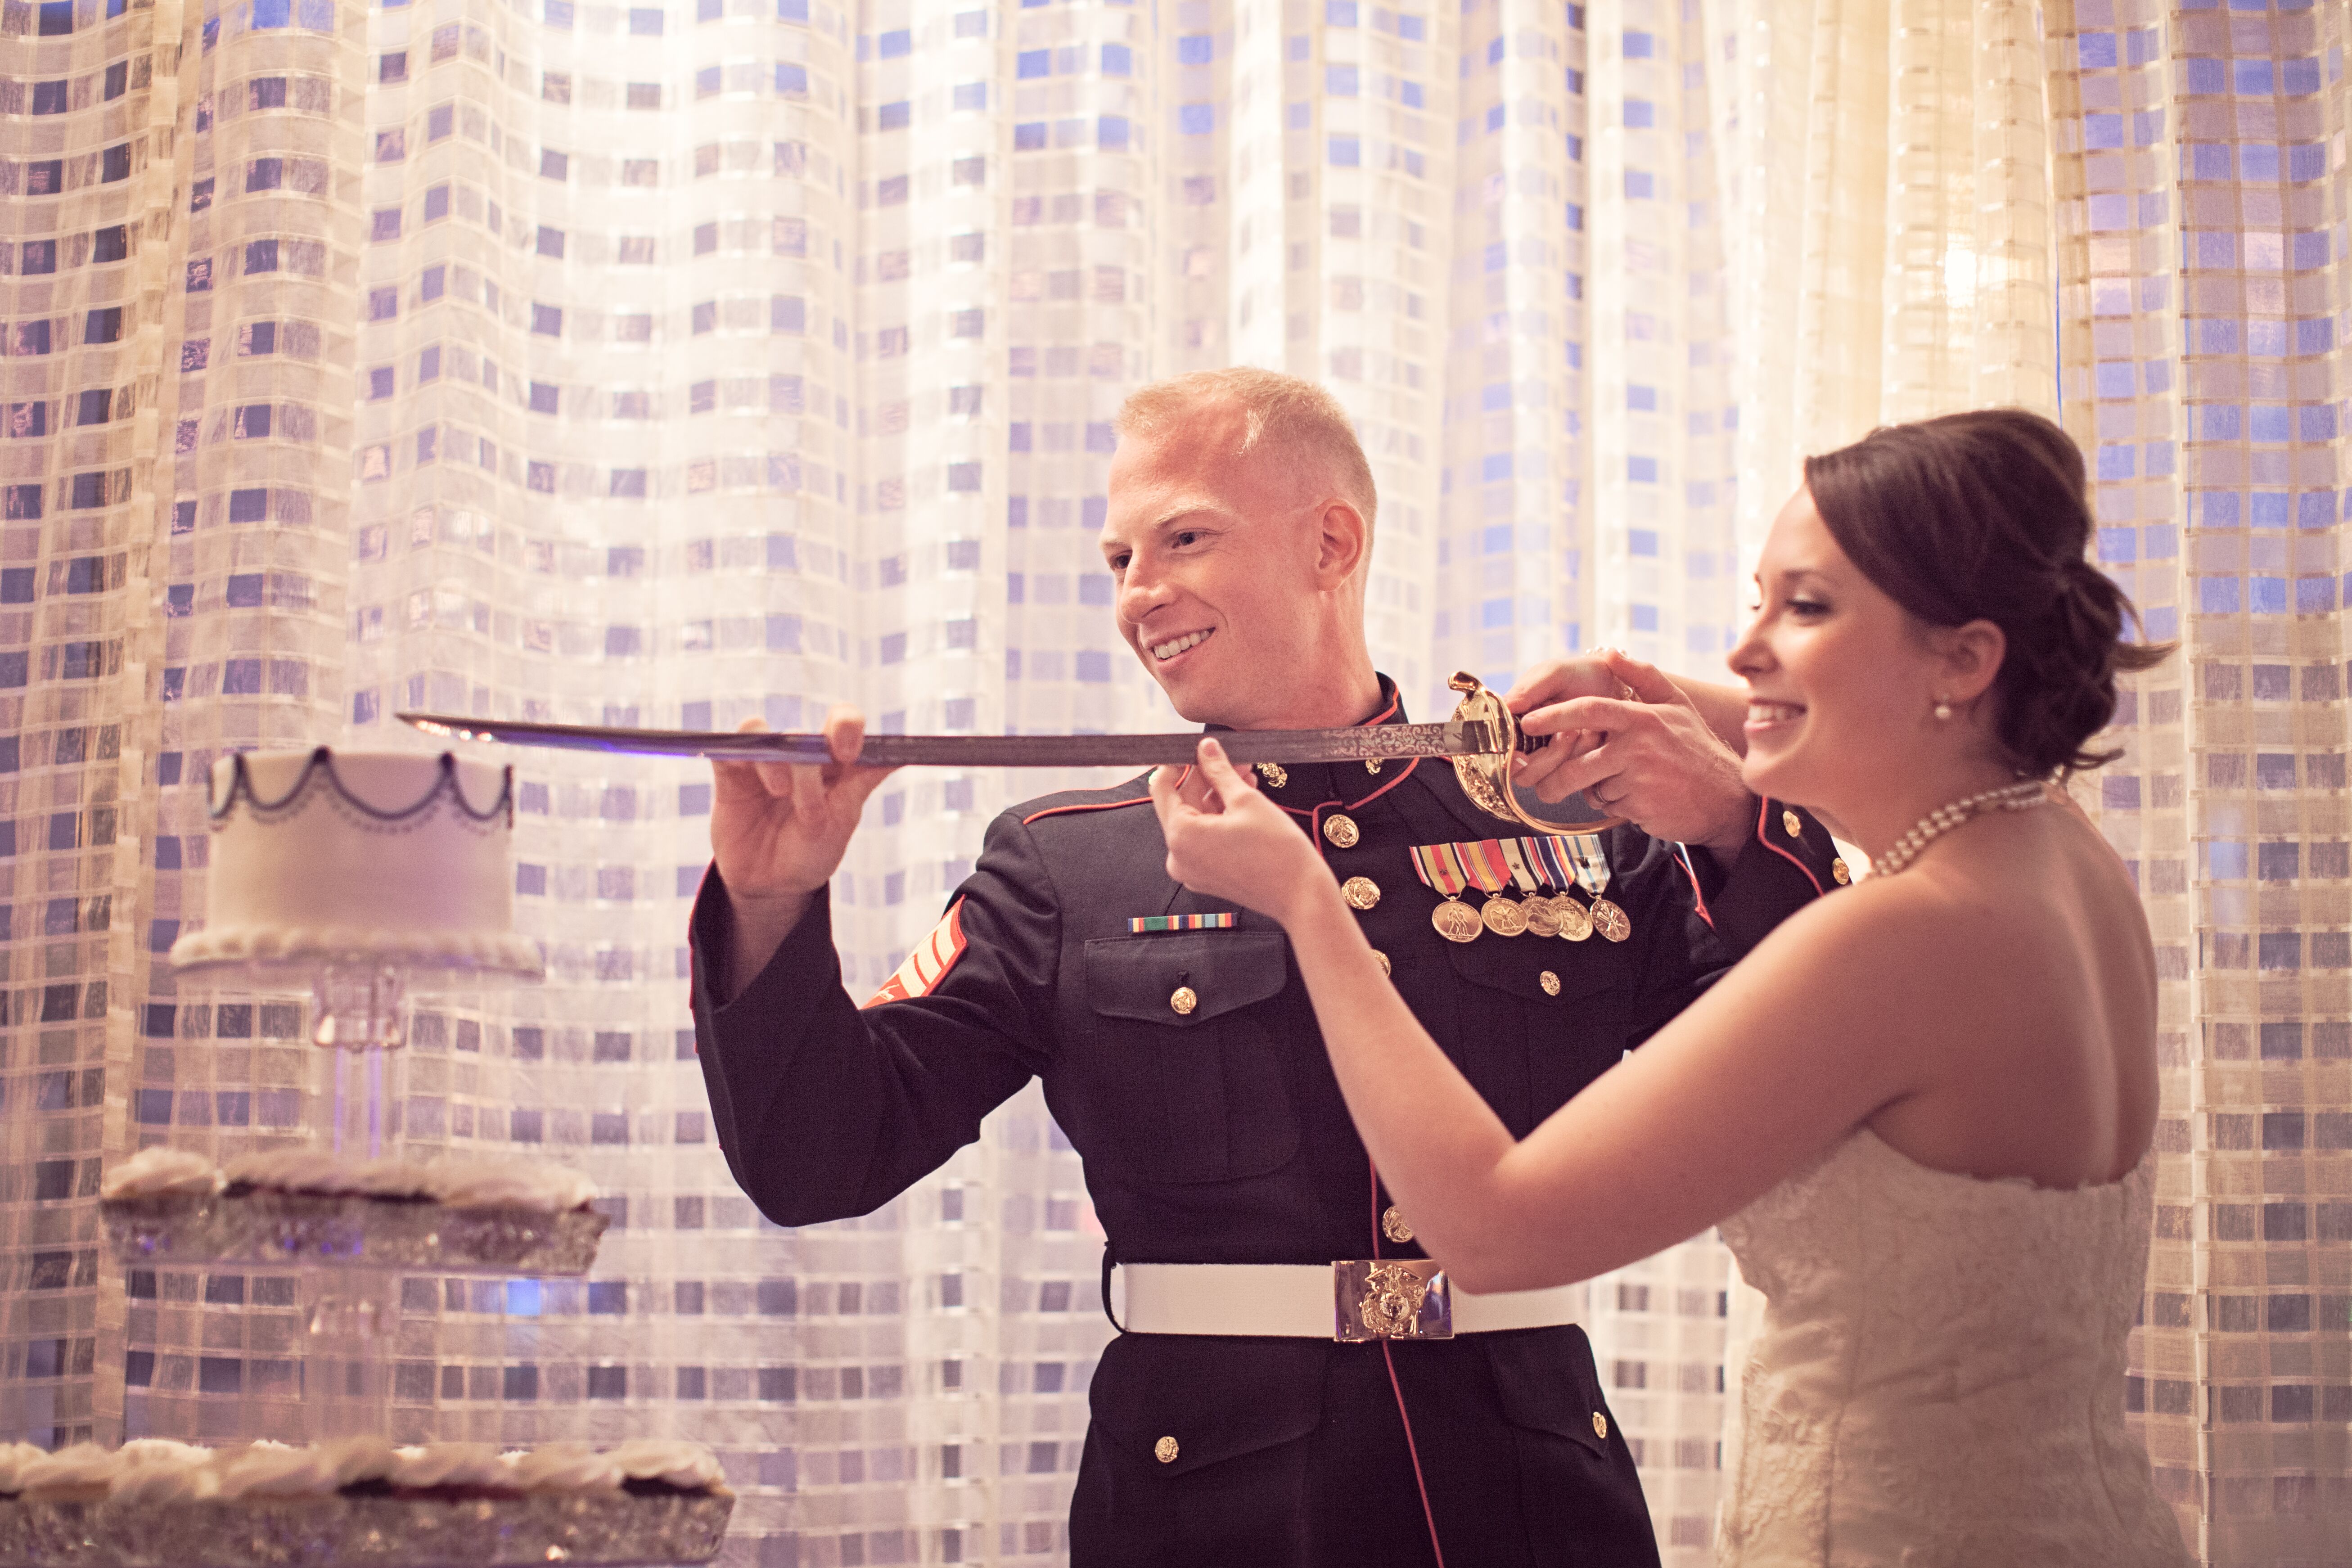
[1089, 1334, 1325, 1477]
[1483, 1325, 1615, 1455]
[1085, 931, 1289, 1027]
[1445, 924, 1627, 1005]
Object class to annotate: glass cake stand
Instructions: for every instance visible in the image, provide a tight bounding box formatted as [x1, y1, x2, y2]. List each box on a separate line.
[169, 947, 545, 1156]
[157, 946, 551, 1445]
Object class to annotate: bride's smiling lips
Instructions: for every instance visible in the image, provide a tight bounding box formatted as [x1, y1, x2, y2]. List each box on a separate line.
[1744, 697, 1805, 739]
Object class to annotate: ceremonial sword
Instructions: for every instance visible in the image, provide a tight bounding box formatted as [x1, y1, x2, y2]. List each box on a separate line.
[398, 672, 1618, 834]
[397, 711, 1532, 767]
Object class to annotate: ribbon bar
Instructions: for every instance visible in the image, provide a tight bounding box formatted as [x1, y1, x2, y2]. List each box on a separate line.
[1129, 913, 1239, 933]
[1410, 834, 1601, 897]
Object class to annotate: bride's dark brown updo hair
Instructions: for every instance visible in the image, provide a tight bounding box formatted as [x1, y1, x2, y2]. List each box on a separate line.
[1802, 409, 2170, 778]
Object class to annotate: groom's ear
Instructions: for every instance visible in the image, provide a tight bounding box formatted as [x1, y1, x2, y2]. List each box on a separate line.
[1931, 618, 2006, 704]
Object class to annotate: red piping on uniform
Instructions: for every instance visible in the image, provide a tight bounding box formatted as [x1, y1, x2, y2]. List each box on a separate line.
[1245, 686, 1411, 816]
[1383, 1342, 1448, 1568]
[1021, 795, 1151, 826]
[1343, 755, 1422, 810]
[1755, 797, 1825, 897]
[1673, 844, 1714, 929]
[1271, 756, 1419, 825]
[1369, 1154, 1446, 1567]
[1338, 689, 1411, 809]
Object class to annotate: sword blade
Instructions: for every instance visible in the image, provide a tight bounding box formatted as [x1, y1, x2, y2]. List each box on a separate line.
[398, 712, 1508, 766]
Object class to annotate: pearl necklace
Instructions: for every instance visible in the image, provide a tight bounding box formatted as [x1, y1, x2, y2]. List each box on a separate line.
[1870, 779, 2050, 878]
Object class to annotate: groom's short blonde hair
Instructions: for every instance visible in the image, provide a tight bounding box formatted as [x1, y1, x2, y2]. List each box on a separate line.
[1115, 368, 1378, 537]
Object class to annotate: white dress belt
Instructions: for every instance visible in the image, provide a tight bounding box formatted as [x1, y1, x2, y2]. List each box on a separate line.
[1113, 1262, 1581, 1340]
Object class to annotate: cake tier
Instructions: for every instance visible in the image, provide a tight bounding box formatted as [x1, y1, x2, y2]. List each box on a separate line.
[0, 1442, 730, 1568]
[175, 752, 534, 976]
[103, 1191, 606, 1276]
[0, 1488, 731, 1568]
[168, 926, 544, 978]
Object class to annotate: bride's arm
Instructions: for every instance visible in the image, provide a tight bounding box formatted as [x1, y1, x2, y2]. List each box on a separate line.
[1153, 741, 1945, 1293]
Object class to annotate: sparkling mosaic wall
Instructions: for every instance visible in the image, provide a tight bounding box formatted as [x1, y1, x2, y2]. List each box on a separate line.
[2052, 1, 2352, 1561]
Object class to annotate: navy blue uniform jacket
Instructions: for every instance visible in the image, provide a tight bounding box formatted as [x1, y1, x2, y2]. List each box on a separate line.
[691, 679, 1840, 1567]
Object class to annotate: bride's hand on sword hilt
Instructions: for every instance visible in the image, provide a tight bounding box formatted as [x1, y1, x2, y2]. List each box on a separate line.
[1510, 650, 1753, 857]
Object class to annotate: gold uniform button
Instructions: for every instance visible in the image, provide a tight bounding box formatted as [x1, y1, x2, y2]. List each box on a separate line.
[1170, 986, 1198, 1016]
[1591, 1412, 1608, 1441]
[1381, 1205, 1414, 1244]
[1831, 857, 1852, 885]
[1322, 813, 1361, 849]
[1782, 808, 1802, 840]
[1342, 875, 1381, 910]
[1153, 1436, 1179, 1464]
[1539, 969, 1561, 997]
[1257, 761, 1288, 790]
[1365, 757, 1383, 775]
[1371, 950, 1392, 977]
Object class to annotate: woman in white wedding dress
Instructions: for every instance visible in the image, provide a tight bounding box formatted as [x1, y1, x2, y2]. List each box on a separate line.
[1145, 410, 2194, 1566]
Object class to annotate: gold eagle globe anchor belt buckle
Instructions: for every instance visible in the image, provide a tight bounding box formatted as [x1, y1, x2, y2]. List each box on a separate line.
[1333, 1258, 1453, 1342]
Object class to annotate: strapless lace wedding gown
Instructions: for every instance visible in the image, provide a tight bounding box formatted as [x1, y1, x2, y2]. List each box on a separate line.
[1714, 1128, 2194, 1566]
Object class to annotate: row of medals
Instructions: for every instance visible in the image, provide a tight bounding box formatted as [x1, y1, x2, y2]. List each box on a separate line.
[1430, 887, 1629, 946]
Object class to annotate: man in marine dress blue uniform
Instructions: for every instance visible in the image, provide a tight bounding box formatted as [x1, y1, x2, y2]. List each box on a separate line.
[689, 369, 1842, 1566]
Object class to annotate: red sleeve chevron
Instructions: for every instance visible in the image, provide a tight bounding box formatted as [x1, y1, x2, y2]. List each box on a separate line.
[862, 899, 969, 1008]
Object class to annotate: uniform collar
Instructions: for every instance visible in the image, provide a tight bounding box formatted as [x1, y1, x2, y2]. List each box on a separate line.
[1206, 674, 1421, 815]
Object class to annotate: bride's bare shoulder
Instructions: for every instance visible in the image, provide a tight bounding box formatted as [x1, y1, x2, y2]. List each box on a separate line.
[1754, 821, 2112, 978]
[1719, 868, 1992, 1011]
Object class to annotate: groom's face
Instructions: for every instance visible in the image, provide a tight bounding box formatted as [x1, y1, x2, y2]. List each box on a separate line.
[1099, 410, 1352, 729]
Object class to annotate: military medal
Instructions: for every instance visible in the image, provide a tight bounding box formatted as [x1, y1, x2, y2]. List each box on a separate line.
[1412, 833, 1615, 944]
[1497, 838, 1558, 938]
[1484, 838, 1559, 937]
[1518, 834, 1591, 942]
[1567, 836, 1630, 943]
[1591, 899, 1629, 942]
[1408, 842, 1485, 943]
[1555, 897, 1595, 941]
[1521, 894, 1562, 939]
[1431, 899, 1483, 943]
[1481, 897, 1528, 937]
[1456, 840, 1527, 937]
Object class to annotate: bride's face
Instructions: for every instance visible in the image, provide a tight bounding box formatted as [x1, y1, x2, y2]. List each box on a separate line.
[1726, 487, 1944, 810]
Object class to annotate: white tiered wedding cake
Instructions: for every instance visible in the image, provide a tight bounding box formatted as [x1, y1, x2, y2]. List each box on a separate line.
[169, 749, 542, 979]
[103, 748, 725, 1565]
